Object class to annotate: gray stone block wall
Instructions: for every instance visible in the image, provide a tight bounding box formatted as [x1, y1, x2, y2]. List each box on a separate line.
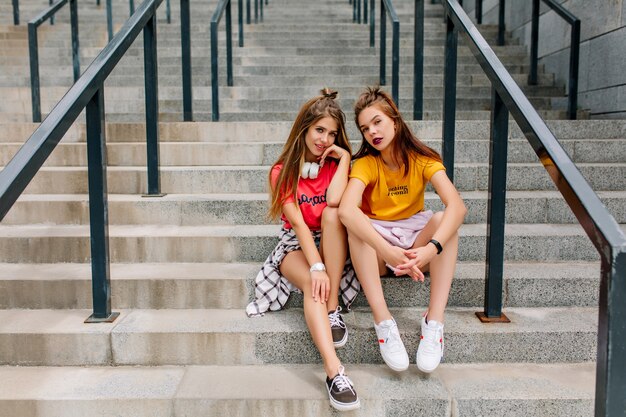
[463, 0, 626, 118]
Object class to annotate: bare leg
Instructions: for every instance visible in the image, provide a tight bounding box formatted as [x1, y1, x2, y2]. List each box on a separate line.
[280, 249, 341, 378]
[320, 207, 347, 312]
[347, 213, 391, 324]
[412, 212, 458, 323]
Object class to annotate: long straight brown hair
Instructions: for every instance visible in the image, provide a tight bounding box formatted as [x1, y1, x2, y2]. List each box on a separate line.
[353, 86, 441, 177]
[268, 88, 352, 220]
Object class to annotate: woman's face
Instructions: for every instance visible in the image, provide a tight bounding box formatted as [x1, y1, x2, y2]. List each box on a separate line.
[304, 116, 338, 162]
[357, 104, 396, 153]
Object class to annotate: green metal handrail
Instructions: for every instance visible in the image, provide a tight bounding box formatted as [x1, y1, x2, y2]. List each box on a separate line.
[440, 1, 625, 415]
[0, 0, 171, 324]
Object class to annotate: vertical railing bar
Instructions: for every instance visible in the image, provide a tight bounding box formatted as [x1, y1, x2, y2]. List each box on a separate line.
[226, 1, 233, 86]
[357, 0, 361, 23]
[238, 0, 244, 46]
[482, 86, 508, 319]
[106, 0, 113, 41]
[260, 0, 263, 22]
[130, 0, 135, 15]
[166, 0, 171, 23]
[353, 0, 357, 22]
[413, 0, 424, 120]
[568, 19, 580, 120]
[70, 0, 80, 82]
[528, 0, 539, 85]
[254, 0, 258, 23]
[246, 0, 250, 24]
[442, 8, 457, 182]
[392, 18, 399, 106]
[28, 22, 41, 123]
[13, 0, 20, 25]
[475, 0, 482, 24]
[211, 19, 219, 120]
[497, 0, 505, 46]
[380, 0, 386, 86]
[181, 0, 192, 120]
[49, 0, 55, 25]
[369, 0, 375, 47]
[144, 13, 161, 196]
[84, 87, 118, 323]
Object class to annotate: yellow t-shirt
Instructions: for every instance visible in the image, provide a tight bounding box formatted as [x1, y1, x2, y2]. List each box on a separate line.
[349, 154, 445, 220]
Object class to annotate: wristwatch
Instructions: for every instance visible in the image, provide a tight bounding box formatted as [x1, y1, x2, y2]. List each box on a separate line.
[309, 262, 326, 272]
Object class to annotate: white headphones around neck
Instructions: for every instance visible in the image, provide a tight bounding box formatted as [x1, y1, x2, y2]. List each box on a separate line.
[301, 162, 320, 179]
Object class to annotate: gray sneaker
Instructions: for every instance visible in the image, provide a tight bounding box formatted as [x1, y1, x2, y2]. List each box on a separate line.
[328, 306, 348, 348]
[326, 365, 360, 411]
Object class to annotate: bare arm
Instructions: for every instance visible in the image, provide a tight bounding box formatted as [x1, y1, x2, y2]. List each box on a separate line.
[320, 145, 351, 207]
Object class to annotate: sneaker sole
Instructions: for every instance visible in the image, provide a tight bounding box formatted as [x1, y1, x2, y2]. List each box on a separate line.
[416, 362, 439, 373]
[383, 357, 409, 372]
[329, 396, 361, 411]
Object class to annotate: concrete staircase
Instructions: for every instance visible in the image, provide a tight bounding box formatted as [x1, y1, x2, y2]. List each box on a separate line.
[0, 0, 624, 415]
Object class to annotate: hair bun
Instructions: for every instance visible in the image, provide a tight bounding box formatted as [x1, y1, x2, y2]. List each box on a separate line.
[320, 88, 338, 100]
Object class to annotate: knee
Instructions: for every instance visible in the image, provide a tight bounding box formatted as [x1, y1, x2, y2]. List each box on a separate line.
[429, 211, 444, 228]
[322, 206, 342, 228]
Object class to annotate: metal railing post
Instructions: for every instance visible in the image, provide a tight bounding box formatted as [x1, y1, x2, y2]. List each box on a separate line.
[380, 1, 386, 86]
[84, 87, 119, 323]
[238, 0, 244, 46]
[106, 0, 113, 41]
[413, 0, 424, 120]
[528, 0, 539, 85]
[353, 0, 357, 22]
[477, 86, 510, 323]
[568, 18, 580, 120]
[181, 0, 192, 120]
[166, 0, 171, 23]
[260, 0, 263, 22]
[144, 13, 162, 196]
[226, 1, 233, 86]
[357, 0, 362, 23]
[391, 16, 399, 106]
[49, 0, 55, 25]
[442, 9, 457, 182]
[13, 0, 20, 25]
[595, 252, 626, 416]
[364, 0, 368, 24]
[70, 0, 80, 82]
[246, 0, 251, 24]
[130, 0, 135, 15]
[475, 0, 482, 24]
[369, 0, 375, 47]
[254, 0, 258, 23]
[28, 22, 41, 123]
[497, 0, 505, 46]
[211, 18, 219, 120]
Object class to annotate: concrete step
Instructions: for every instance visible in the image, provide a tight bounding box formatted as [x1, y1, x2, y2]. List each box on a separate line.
[3, 119, 622, 144]
[11, 163, 625, 194]
[0, 223, 622, 263]
[0, 261, 600, 309]
[4, 191, 624, 226]
[0, 363, 595, 417]
[0, 307, 598, 366]
[3, 137, 622, 167]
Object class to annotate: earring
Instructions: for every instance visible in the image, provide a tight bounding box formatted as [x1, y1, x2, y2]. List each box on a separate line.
[301, 162, 320, 179]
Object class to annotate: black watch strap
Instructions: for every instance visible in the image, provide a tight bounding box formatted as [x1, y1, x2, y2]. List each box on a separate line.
[429, 239, 443, 255]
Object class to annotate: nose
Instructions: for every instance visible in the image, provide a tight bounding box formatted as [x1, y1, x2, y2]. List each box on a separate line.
[320, 133, 330, 144]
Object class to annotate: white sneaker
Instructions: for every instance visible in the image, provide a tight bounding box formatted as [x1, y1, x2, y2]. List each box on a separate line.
[374, 318, 409, 372]
[416, 316, 444, 373]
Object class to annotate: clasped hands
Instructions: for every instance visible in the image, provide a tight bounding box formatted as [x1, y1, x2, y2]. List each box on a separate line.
[384, 244, 437, 282]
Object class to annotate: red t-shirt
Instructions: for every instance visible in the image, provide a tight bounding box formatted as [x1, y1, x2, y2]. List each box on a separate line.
[271, 160, 338, 231]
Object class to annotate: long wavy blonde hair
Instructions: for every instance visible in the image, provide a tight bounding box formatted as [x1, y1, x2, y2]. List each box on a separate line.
[268, 88, 351, 220]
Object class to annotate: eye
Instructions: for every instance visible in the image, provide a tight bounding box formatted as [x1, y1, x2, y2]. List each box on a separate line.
[361, 127, 368, 133]
[316, 127, 324, 133]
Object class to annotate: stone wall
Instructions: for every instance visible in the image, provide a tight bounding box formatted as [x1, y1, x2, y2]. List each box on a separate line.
[462, 0, 625, 118]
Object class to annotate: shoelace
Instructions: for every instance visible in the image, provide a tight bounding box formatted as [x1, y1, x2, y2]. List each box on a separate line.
[328, 307, 345, 329]
[421, 324, 444, 356]
[332, 365, 356, 395]
[379, 322, 404, 353]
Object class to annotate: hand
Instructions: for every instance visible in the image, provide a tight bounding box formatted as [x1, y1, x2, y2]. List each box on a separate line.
[319, 144, 349, 167]
[394, 244, 438, 282]
[382, 246, 425, 282]
[311, 270, 330, 303]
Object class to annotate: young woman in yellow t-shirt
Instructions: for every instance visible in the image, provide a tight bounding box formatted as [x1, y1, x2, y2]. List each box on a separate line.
[339, 87, 467, 373]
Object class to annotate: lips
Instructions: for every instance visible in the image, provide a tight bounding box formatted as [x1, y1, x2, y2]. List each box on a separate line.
[373, 138, 382, 146]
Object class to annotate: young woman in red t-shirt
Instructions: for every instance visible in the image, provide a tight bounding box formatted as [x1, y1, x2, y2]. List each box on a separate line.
[246, 89, 359, 411]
